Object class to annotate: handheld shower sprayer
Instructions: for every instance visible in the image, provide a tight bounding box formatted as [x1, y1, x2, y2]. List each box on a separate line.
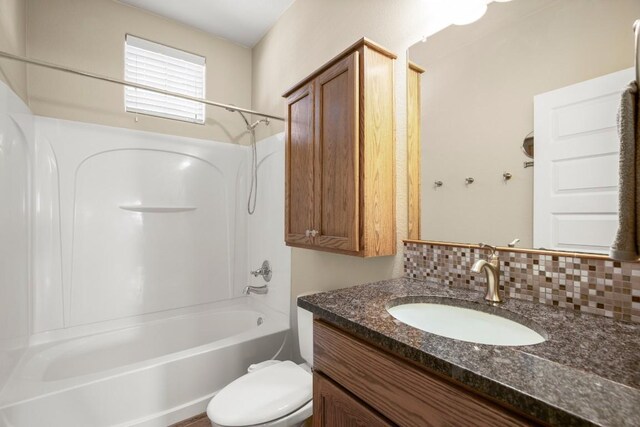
[226, 106, 271, 215]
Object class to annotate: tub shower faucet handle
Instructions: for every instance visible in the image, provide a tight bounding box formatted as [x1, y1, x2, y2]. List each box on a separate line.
[250, 260, 272, 282]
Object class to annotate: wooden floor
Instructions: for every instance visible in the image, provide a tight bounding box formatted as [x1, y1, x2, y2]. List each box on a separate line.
[169, 413, 211, 427]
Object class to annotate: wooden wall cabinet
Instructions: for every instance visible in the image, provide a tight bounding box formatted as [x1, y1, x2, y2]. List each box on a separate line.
[313, 320, 539, 427]
[283, 38, 396, 257]
[407, 61, 425, 241]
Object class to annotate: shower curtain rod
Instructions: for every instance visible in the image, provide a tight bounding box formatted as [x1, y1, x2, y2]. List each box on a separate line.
[0, 50, 285, 122]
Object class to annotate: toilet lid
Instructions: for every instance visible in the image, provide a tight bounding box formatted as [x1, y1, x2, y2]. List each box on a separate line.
[208, 360, 312, 426]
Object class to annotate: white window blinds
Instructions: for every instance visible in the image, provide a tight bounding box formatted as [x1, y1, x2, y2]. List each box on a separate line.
[124, 35, 206, 124]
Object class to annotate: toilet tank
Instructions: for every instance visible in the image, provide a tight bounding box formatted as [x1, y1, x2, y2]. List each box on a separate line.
[296, 306, 314, 366]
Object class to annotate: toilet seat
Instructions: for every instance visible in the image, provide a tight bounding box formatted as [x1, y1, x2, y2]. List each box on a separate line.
[207, 360, 312, 427]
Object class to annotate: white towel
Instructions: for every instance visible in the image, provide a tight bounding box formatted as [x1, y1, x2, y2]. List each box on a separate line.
[610, 81, 640, 261]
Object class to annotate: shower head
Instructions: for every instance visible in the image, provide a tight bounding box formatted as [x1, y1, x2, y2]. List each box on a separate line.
[248, 117, 270, 131]
[225, 104, 271, 131]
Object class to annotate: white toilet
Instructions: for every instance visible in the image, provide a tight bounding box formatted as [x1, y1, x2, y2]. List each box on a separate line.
[207, 306, 314, 427]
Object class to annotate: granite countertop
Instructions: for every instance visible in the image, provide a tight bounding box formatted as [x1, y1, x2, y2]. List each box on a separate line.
[298, 278, 640, 427]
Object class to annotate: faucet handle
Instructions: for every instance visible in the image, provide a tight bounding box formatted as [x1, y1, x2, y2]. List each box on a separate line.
[508, 238, 520, 248]
[478, 243, 498, 257]
[250, 260, 272, 282]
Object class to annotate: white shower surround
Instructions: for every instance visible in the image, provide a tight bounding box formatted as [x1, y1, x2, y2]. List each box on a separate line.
[0, 82, 31, 396]
[0, 79, 291, 425]
[33, 116, 249, 332]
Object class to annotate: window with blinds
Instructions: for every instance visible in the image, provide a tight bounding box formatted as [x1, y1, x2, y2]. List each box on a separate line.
[124, 35, 206, 124]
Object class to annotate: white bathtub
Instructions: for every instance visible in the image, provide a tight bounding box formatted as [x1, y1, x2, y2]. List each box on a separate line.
[0, 298, 289, 427]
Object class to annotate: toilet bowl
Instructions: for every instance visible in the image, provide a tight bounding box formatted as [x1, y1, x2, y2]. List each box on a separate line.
[207, 306, 314, 427]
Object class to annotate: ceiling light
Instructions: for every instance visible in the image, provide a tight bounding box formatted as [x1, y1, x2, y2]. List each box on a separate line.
[451, 0, 488, 26]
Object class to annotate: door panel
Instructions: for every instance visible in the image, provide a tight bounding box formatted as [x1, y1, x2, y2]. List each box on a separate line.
[313, 372, 392, 427]
[285, 83, 314, 245]
[320, 71, 351, 238]
[314, 52, 359, 252]
[534, 68, 633, 253]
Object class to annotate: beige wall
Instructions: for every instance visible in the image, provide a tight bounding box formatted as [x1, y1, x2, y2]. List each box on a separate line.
[26, 0, 252, 143]
[0, 0, 27, 101]
[410, 0, 639, 248]
[251, 0, 458, 340]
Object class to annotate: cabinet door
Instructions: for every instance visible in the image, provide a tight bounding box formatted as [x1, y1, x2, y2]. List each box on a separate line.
[285, 83, 315, 245]
[313, 52, 360, 252]
[313, 372, 392, 427]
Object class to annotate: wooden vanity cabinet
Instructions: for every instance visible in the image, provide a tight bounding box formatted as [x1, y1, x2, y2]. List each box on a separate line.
[283, 38, 396, 257]
[312, 319, 540, 427]
[314, 372, 393, 427]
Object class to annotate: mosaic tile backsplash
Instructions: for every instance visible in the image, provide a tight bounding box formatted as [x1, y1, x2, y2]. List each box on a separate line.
[404, 241, 640, 323]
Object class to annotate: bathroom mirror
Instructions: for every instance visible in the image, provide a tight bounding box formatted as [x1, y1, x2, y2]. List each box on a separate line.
[407, 0, 640, 253]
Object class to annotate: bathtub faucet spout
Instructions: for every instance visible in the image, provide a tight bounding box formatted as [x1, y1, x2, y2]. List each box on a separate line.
[243, 285, 269, 295]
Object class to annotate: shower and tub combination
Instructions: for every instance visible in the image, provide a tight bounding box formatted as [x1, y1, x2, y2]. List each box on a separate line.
[0, 78, 292, 426]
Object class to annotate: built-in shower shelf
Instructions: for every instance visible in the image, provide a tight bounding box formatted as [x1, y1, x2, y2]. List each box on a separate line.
[119, 205, 197, 213]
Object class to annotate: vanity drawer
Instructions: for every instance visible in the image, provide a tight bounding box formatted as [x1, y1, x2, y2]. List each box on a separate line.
[313, 320, 536, 427]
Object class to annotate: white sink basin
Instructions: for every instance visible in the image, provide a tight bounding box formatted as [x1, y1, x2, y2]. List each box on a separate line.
[387, 302, 546, 346]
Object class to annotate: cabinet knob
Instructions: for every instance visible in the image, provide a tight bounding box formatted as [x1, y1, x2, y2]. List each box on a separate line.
[305, 229, 311, 237]
[310, 229, 318, 237]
